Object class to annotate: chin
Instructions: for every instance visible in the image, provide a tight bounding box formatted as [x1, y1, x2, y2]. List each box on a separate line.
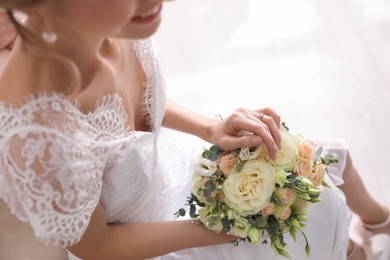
[119, 19, 162, 40]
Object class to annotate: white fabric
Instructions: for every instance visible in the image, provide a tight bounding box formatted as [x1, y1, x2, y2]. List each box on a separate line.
[0, 39, 351, 260]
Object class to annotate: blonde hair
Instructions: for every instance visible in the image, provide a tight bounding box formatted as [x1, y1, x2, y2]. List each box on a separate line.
[1, 0, 82, 96]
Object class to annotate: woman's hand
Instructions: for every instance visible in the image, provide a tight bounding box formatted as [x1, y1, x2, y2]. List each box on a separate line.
[209, 107, 281, 160]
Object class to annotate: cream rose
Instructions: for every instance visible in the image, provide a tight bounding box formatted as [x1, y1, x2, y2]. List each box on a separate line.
[223, 161, 276, 216]
[268, 126, 298, 171]
[193, 156, 217, 177]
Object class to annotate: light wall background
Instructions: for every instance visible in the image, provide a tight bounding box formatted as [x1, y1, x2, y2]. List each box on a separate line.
[153, 0, 390, 206]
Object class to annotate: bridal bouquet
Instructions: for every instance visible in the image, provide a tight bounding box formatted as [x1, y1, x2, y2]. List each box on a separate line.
[175, 123, 338, 258]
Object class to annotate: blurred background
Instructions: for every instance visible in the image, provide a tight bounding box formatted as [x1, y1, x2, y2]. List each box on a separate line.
[153, 0, 390, 208]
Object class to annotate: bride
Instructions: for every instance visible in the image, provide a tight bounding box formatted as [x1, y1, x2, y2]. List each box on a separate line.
[0, 1, 389, 259]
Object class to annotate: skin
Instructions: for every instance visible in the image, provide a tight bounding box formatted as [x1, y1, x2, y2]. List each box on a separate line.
[0, 0, 281, 259]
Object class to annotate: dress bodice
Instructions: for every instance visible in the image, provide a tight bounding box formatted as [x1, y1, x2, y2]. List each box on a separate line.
[0, 39, 168, 247]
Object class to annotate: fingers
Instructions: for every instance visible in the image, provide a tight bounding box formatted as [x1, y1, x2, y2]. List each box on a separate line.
[255, 107, 281, 128]
[212, 107, 282, 160]
[217, 135, 262, 152]
[231, 116, 279, 159]
[257, 113, 281, 151]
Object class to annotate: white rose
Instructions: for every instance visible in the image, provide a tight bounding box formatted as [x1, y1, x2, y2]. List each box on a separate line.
[269, 126, 298, 171]
[193, 156, 217, 177]
[239, 144, 264, 161]
[223, 161, 276, 216]
[229, 217, 251, 238]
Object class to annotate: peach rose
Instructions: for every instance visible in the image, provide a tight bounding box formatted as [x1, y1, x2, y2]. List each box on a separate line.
[218, 152, 239, 177]
[260, 202, 276, 216]
[297, 138, 316, 160]
[274, 205, 292, 221]
[274, 187, 296, 206]
[311, 164, 326, 186]
[294, 160, 313, 178]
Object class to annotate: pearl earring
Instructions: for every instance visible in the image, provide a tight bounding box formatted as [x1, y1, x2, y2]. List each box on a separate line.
[41, 31, 58, 44]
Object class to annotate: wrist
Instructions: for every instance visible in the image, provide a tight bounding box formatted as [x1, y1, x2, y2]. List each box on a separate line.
[199, 118, 219, 144]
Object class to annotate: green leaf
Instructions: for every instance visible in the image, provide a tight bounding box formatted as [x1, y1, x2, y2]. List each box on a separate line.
[277, 247, 291, 259]
[281, 122, 290, 132]
[174, 208, 186, 217]
[301, 231, 311, 257]
[234, 161, 244, 172]
[205, 179, 216, 191]
[310, 197, 321, 203]
[254, 216, 266, 228]
[324, 153, 339, 164]
[190, 193, 205, 207]
[210, 145, 222, 154]
[322, 180, 332, 188]
[189, 205, 198, 218]
[305, 245, 311, 257]
[307, 188, 320, 196]
[290, 217, 302, 232]
[313, 146, 323, 163]
[203, 188, 212, 199]
[202, 149, 212, 159]
[290, 226, 297, 241]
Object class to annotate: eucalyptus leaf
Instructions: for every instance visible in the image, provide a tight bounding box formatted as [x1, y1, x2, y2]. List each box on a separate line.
[189, 205, 198, 218]
[313, 146, 323, 163]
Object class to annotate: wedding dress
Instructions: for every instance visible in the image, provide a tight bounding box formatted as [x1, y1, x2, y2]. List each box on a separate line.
[0, 39, 351, 260]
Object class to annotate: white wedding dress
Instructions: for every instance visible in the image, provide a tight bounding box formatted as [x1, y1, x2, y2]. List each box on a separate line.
[0, 39, 351, 260]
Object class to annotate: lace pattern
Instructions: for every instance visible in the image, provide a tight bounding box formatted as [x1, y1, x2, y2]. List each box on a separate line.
[0, 96, 107, 246]
[132, 39, 166, 134]
[0, 39, 166, 246]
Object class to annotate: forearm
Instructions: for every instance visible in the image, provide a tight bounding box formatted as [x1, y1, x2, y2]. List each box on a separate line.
[105, 220, 234, 259]
[69, 204, 235, 260]
[162, 100, 218, 143]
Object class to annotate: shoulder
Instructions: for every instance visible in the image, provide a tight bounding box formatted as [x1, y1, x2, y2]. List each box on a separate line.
[0, 94, 105, 248]
[0, 93, 84, 136]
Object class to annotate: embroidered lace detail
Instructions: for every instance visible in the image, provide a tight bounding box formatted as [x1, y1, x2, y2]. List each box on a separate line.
[132, 39, 166, 134]
[0, 94, 135, 247]
[0, 95, 110, 246]
[0, 38, 167, 247]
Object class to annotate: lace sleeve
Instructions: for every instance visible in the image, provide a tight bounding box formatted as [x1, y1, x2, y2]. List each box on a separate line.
[0, 99, 105, 247]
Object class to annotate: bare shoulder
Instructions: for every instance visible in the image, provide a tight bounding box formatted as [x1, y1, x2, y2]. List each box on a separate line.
[0, 47, 70, 106]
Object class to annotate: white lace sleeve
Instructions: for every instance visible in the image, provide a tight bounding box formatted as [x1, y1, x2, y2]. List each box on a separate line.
[0, 96, 105, 247]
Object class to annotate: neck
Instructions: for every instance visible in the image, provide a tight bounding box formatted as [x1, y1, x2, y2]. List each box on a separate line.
[21, 16, 121, 90]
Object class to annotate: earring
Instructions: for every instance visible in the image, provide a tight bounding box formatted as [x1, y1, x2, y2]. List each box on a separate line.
[41, 31, 58, 44]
